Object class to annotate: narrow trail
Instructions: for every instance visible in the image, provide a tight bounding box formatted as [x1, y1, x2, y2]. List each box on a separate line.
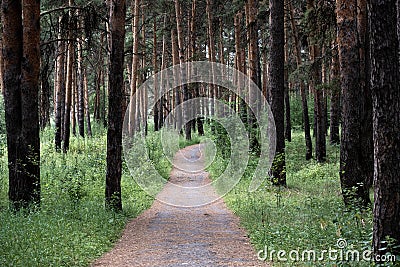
[92, 144, 267, 267]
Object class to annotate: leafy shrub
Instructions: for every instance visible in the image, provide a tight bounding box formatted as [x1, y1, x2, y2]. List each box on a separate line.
[0, 123, 164, 266]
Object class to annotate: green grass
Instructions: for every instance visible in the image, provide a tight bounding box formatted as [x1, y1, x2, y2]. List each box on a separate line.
[207, 130, 377, 266]
[0, 124, 169, 267]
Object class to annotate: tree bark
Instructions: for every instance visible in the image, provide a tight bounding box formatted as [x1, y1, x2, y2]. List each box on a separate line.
[171, 27, 182, 132]
[2, 0, 41, 209]
[288, 2, 312, 160]
[234, 11, 247, 123]
[128, 0, 140, 136]
[337, 0, 371, 207]
[77, 23, 85, 138]
[40, 56, 51, 130]
[175, 0, 191, 140]
[105, 0, 126, 211]
[62, 0, 74, 153]
[307, 0, 326, 163]
[153, 17, 159, 132]
[284, 12, 291, 142]
[54, 18, 65, 151]
[83, 69, 92, 137]
[370, 0, 400, 256]
[269, 0, 286, 186]
[329, 44, 340, 145]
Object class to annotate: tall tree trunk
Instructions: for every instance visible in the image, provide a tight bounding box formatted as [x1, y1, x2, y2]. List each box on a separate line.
[357, 0, 373, 201]
[269, 0, 286, 186]
[158, 15, 167, 130]
[370, 0, 400, 256]
[284, 12, 291, 142]
[54, 18, 65, 151]
[128, 0, 140, 135]
[206, 0, 216, 119]
[77, 25, 85, 138]
[106, 0, 126, 211]
[71, 67, 77, 136]
[84, 69, 92, 137]
[171, 27, 182, 131]
[175, 0, 191, 140]
[288, 2, 312, 160]
[153, 17, 159, 132]
[63, 0, 74, 153]
[245, 0, 260, 151]
[329, 44, 340, 145]
[2, 0, 41, 209]
[307, 0, 326, 163]
[40, 56, 51, 130]
[337, 0, 371, 207]
[234, 11, 248, 124]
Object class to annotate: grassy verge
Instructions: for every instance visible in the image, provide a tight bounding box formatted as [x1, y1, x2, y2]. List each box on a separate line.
[0, 125, 170, 267]
[208, 130, 376, 266]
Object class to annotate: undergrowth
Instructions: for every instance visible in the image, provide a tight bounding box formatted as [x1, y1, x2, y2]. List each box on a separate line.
[0, 121, 170, 267]
[207, 130, 378, 266]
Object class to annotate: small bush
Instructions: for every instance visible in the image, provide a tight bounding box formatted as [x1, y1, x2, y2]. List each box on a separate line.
[0, 122, 166, 266]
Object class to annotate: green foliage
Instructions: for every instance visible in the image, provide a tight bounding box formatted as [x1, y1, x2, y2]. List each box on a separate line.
[289, 93, 315, 131]
[0, 124, 161, 267]
[178, 131, 202, 149]
[207, 131, 376, 266]
[303, 1, 336, 46]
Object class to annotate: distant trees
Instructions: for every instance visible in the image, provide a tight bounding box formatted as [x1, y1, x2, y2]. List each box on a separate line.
[1, 0, 41, 209]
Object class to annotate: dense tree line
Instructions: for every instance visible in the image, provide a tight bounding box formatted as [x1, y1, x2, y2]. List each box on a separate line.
[0, 0, 399, 258]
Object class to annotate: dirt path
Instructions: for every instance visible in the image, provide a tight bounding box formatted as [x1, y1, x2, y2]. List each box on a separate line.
[92, 144, 267, 267]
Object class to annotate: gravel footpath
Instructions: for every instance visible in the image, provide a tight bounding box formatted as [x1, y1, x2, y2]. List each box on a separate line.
[92, 144, 268, 267]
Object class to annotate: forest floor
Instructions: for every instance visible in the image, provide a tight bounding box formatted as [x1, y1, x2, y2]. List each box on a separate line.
[91, 144, 267, 267]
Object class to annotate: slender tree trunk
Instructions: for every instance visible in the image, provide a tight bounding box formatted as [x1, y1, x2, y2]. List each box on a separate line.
[206, 0, 216, 119]
[284, 13, 291, 142]
[245, 0, 260, 151]
[2, 0, 41, 209]
[370, 0, 400, 256]
[128, 0, 140, 135]
[106, 0, 126, 211]
[234, 11, 248, 124]
[307, 0, 325, 163]
[329, 44, 340, 145]
[175, 0, 191, 140]
[171, 27, 182, 131]
[84, 69, 92, 136]
[71, 67, 77, 137]
[357, 0, 373, 199]
[158, 15, 167, 130]
[153, 17, 159, 132]
[40, 56, 51, 130]
[288, 2, 312, 160]
[63, 0, 74, 153]
[337, 0, 370, 207]
[269, 0, 286, 186]
[77, 27, 85, 138]
[54, 18, 65, 151]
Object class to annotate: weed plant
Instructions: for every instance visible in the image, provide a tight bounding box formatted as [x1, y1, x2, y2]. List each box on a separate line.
[0, 120, 169, 266]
